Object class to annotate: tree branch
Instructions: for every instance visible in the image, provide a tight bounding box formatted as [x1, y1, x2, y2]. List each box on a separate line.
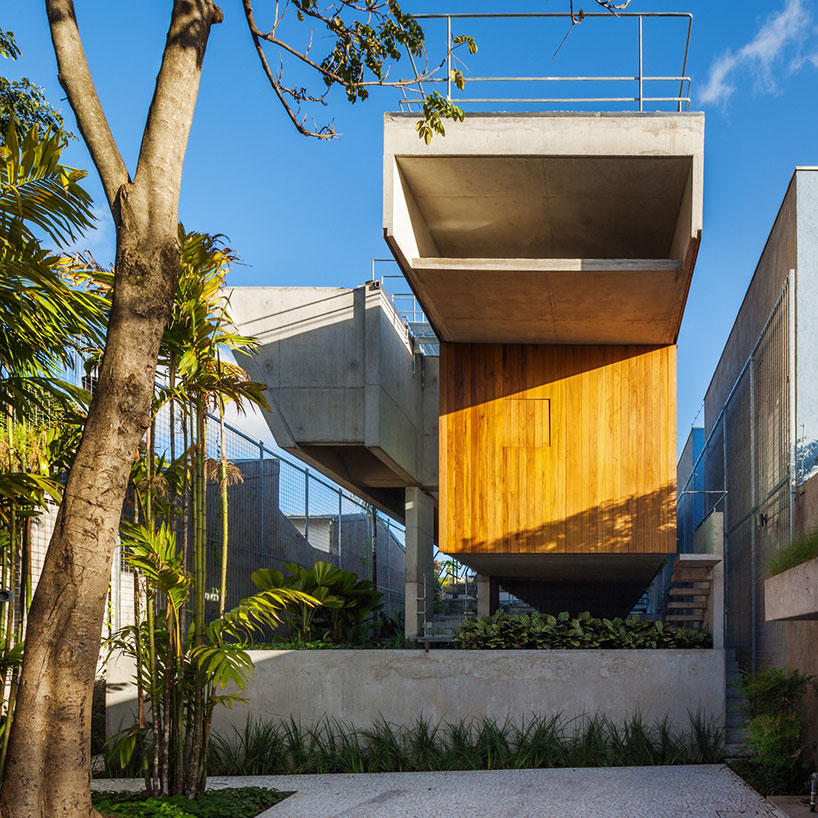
[242, 0, 335, 139]
[44, 0, 130, 211]
[134, 0, 224, 230]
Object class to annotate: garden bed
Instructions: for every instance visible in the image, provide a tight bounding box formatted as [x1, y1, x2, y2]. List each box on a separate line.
[92, 787, 290, 818]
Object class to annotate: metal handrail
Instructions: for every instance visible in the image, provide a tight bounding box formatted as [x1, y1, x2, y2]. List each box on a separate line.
[399, 12, 693, 113]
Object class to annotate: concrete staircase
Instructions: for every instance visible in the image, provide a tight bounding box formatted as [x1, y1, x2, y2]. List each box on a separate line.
[725, 648, 751, 757]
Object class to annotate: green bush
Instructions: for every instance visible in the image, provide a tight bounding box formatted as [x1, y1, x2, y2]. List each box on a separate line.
[733, 666, 815, 795]
[92, 787, 287, 818]
[252, 561, 382, 644]
[453, 611, 712, 650]
[767, 530, 818, 577]
[207, 712, 723, 775]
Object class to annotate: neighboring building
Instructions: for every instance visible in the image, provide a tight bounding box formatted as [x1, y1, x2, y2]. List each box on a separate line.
[677, 168, 818, 673]
[232, 111, 706, 634]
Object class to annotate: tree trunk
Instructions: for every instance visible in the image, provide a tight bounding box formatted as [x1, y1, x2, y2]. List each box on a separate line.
[0, 223, 180, 817]
[0, 0, 222, 813]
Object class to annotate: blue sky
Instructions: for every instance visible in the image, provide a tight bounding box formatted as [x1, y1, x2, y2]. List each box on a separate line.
[4, 0, 818, 453]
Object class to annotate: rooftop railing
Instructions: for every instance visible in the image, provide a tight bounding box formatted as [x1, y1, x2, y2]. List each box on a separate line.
[398, 12, 693, 113]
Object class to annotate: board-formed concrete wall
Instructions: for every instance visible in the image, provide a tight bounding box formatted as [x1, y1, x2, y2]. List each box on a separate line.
[108, 649, 725, 737]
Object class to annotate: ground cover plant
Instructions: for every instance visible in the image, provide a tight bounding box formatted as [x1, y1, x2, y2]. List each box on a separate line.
[767, 530, 818, 577]
[92, 786, 288, 818]
[729, 666, 815, 796]
[454, 611, 712, 650]
[205, 712, 723, 776]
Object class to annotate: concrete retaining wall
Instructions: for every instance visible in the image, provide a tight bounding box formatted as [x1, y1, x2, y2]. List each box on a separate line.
[107, 649, 725, 737]
[766, 556, 818, 622]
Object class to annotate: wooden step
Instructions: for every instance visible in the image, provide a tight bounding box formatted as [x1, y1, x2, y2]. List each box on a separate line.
[672, 568, 713, 581]
[667, 613, 705, 623]
[666, 600, 707, 609]
[668, 587, 710, 597]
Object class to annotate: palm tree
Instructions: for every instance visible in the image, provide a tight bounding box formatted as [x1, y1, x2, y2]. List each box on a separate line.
[0, 120, 104, 778]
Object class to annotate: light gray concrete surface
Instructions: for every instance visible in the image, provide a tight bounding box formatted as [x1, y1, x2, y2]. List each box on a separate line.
[107, 649, 725, 738]
[383, 112, 704, 345]
[768, 795, 814, 817]
[228, 283, 439, 521]
[92, 766, 783, 817]
[765, 556, 818, 621]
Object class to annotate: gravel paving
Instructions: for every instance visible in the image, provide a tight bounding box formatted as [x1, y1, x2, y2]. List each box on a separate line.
[93, 764, 784, 817]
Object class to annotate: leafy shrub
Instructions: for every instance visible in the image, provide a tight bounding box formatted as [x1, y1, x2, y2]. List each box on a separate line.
[252, 561, 382, 644]
[453, 611, 711, 650]
[767, 530, 818, 577]
[733, 666, 815, 795]
[207, 712, 723, 775]
[92, 786, 287, 818]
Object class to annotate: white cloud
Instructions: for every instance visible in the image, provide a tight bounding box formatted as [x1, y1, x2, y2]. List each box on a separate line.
[699, 0, 812, 105]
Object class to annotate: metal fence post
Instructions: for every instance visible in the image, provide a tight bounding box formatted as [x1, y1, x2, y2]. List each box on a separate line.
[258, 440, 265, 548]
[385, 517, 391, 613]
[749, 352, 757, 673]
[304, 468, 310, 565]
[338, 492, 343, 571]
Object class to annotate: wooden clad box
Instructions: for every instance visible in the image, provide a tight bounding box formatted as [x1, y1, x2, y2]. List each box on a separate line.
[439, 343, 677, 555]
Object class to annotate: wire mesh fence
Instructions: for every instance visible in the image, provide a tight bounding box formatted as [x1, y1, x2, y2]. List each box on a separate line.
[678, 276, 793, 671]
[26, 388, 408, 633]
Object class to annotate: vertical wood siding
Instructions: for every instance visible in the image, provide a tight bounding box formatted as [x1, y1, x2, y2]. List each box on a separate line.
[439, 343, 677, 555]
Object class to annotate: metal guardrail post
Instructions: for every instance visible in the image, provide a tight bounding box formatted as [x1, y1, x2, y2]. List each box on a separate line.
[638, 16, 644, 112]
[446, 15, 452, 101]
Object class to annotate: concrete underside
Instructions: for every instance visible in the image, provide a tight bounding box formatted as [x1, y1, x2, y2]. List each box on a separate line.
[384, 112, 704, 345]
[452, 553, 667, 617]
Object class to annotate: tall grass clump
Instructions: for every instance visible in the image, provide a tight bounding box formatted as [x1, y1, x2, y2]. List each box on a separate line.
[208, 712, 723, 775]
[767, 530, 818, 577]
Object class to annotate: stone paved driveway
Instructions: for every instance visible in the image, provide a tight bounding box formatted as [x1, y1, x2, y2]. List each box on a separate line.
[95, 765, 783, 817]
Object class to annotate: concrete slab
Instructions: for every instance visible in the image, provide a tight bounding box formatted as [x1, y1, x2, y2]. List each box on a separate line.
[92, 766, 782, 817]
[768, 795, 815, 817]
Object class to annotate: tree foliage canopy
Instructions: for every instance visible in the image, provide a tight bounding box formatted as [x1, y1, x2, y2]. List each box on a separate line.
[0, 29, 72, 140]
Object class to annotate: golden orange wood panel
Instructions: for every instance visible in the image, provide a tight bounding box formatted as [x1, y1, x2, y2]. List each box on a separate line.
[439, 343, 677, 555]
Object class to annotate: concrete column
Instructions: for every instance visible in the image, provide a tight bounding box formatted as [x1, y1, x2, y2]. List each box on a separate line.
[404, 487, 435, 639]
[477, 574, 499, 618]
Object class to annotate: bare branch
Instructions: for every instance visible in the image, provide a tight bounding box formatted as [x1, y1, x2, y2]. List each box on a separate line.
[556, 0, 632, 61]
[45, 0, 130, 211]
[245, 11, 446, 90]
[242, 0, 335, 138]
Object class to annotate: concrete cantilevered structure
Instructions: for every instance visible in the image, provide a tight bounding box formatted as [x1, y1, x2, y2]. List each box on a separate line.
[386, 112, 703, 618]
[231, 110, 704, 633]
